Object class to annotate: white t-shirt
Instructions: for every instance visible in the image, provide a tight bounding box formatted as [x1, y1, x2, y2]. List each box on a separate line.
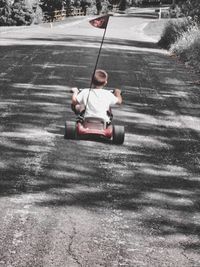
[76, 88, 118, 122]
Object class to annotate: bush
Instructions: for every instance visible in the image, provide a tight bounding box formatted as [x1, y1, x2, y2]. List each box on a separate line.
[158, 18, 193, 49]
[40, 0, 63, 13]
[170, 23, 200, 72]
[0, 0, 34, 26]
[178, 0, 200, 22]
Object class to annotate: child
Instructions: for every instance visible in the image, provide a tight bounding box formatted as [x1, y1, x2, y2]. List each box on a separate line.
[71, 69, 122, 123]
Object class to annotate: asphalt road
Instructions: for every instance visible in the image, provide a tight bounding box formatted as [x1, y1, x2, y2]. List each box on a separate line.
[0, 16, 200, 267]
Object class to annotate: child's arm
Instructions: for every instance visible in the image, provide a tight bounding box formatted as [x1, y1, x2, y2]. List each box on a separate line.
[114, 89, 122, 104]
[71, 87, 79, 105]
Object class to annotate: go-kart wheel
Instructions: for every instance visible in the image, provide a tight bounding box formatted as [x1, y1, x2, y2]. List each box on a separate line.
[113, 125, 125, 145]
[64, 121, 77, 139]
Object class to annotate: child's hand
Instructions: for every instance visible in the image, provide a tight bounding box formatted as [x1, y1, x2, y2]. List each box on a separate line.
[114, 89, 122, 104]
[114, 89, 121, 96]
[71, 87, 79, 94]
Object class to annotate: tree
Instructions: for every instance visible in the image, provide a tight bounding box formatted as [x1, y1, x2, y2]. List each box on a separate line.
[108, 0, 121, 4]
[119, 0, 126, 10]
[0, 0, 7, 8]
[178, 0, 200, 20]
[12, 0, 34, 25]
[39, 0, 64, 12]
[95, 0, 102, 14]
[0, 0, 34, 26]
[0, 1, 13, 25]
[108, 0, 127, 10]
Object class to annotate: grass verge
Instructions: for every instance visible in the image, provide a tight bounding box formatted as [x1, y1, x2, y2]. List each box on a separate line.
[170, 24, 200, 73]
[158, 18, 200, 73]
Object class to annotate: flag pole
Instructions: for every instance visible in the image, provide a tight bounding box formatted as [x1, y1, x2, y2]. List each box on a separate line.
[89, 25, 108, 89]
[81, 15, 110, 118]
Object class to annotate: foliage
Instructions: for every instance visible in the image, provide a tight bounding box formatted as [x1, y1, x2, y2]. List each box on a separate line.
[119, 0, 126, 10]
[38, 0, 123, 16]
[0, 0, 128, 26]
[39, 0, 93, 11]
[0, 0, 34, 26]
[108, 0, 128, 10]
[39, 0, 63, 12]
[0, 0, 7, 8]
[81, 0, 111, 15]
[108, 0, 120, 4]
[158, 4, 200, 73]
[158, 18, 193, 49]
[178, 0, 200, 21]
[170, 22, 200, 72]
[95, 0, 101, 14]
[12, 0, 34, 25]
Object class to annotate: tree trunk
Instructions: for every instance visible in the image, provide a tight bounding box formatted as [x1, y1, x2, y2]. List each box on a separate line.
[119, 0, 126, 11]
[96, 0, 102, 15]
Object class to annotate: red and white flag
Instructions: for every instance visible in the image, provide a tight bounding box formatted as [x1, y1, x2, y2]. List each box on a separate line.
[89, 15, 110, 29]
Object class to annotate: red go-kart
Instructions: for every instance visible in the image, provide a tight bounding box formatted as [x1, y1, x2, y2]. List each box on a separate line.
[64, 116, 125, 145]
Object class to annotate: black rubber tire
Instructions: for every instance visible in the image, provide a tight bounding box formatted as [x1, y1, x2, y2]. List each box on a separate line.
[113, 125, 125, 145]
[64, 121, 77, 139]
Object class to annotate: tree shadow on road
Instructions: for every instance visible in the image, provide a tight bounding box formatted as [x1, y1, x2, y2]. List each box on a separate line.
[26, 35, 159, 49]
[0, 37, 200, 253]
[2, 34, 159, 50]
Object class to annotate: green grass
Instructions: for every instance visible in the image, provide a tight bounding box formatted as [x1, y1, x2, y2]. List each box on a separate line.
[170, 24, 200, 72]
[158, 18, 193, 49]
[158, 18, 200, 73]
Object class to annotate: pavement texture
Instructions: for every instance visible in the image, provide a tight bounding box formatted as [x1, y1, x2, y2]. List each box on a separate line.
[0, 15, 200, 267]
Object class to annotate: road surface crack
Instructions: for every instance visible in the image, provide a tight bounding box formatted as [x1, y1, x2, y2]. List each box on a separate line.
[68, 220, 82, 266]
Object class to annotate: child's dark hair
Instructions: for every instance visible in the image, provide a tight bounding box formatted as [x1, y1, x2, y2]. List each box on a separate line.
[92, 69, 108, 87]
